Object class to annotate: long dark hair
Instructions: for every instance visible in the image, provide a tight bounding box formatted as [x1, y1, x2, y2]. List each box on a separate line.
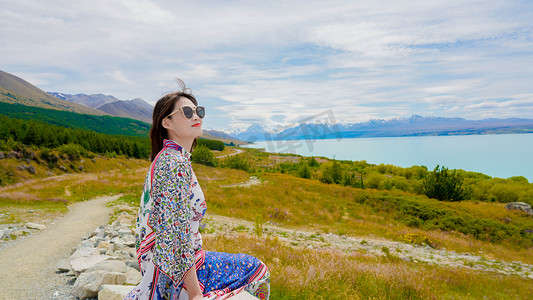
[149, 79, 198, 161]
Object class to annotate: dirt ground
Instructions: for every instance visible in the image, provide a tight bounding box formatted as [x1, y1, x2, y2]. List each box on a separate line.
[0, 195, 119, 300]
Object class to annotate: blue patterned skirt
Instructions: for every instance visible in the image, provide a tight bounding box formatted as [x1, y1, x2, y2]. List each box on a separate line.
[124, 249, 270, 300]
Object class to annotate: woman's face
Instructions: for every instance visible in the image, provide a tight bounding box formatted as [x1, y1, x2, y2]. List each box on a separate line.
[164, 96, 203, 140]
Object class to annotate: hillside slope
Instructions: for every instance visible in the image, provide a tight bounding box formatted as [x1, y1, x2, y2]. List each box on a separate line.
[97, 98, 153, 123]
[0, 101, 150, 137]
[0, 70, 105, 116]
[49, 92, 154, 123]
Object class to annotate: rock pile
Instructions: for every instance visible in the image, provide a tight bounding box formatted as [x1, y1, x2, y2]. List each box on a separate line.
[0, 222, 46, 244]
[57, 221, 140, 300]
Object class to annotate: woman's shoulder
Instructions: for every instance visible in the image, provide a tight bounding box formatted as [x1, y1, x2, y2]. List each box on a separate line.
[157, 147, 190, 165]
[153, 147, 192, 176]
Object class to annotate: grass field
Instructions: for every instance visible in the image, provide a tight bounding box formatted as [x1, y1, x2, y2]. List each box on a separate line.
[1, 146, 532, 299]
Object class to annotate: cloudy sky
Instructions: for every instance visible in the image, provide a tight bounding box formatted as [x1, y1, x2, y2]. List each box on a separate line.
[1, 0, 532, 132]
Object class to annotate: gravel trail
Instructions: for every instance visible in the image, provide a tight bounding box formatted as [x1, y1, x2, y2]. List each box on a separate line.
[0, 195, 119, 300]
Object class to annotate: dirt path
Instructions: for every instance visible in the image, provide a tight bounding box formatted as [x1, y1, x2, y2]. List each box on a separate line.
[0, 195, 119, 300]
[216, 148, 244, 158]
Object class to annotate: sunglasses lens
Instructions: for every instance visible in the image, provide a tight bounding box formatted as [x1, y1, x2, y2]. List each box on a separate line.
[182, 106, 194, 119]
[196, 106, 205, 119]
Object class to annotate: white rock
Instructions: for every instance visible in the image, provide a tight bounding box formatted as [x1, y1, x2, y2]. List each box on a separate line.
[56, 258, 72, 272]
[111, 237, 125, 250]
[13, 229, 25, 236]
[25, 222, 46, 230]
[0, 229, 13, 239]
[98, 241, 111, 249]
[125, 267, 142, 285]
[85, 260, 127, 274]
[98, 284, 135, 300]
[123, 235, 136, 247]
[118, 228, 131, 237]
[125, 260, 140, 271]
[70, 254, 113, 274]
[73, 271, 126, 299]
[70, 247, 99, 259]
[105, 228, 118, 238]
[79, 239, 97, 248]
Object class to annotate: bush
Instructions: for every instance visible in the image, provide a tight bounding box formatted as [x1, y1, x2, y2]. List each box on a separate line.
[192, 145, 217, 166]
[421, 165, 469, 201]
[221, 154, 251, 172]
[490, 184, 519, 203]
[320, 161, 342, 184]
[197, 138, 225, 151]
[40, 148, 59, 164]
[365, 173, 386, 190]
[307, 157, 319, 167]
[56, 143, 88, 161]
[297, 162, 312, 179]
[341, 172, 364, 188]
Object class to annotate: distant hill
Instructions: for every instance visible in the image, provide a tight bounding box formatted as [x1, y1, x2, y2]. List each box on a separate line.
[202, 129, 247, 145]
[0, 101, 150, 137]
[0, 70, 106, 116]
[48, 92, 153, 123]
[48, 92, 117, 108]
[97, 98, 153, 123]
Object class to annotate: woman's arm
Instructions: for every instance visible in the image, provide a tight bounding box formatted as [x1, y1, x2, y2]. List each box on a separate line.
[183, 265, 203, 300]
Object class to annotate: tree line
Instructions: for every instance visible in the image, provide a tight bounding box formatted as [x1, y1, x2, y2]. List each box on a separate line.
[0, 115, 150, 159]
[0, 114, 226, 161]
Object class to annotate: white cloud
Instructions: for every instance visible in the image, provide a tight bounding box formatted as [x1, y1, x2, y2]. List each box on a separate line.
[110, 70, 134, 84]
[1, 0, 532, 130]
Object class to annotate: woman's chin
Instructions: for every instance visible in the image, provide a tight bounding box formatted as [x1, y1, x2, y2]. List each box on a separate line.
[194, 128, 203, 137]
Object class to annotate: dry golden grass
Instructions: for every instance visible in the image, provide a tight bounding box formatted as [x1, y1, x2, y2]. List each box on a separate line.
[193, 169, 533, 265]
[204, 234, 533, 299]
[0, 156, 150, 223]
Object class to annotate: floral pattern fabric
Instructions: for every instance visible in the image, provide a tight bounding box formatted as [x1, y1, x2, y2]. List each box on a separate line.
[124, 139, 270, 300]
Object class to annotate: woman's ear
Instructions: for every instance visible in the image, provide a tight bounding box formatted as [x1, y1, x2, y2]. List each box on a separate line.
[162, 117, 171, 130]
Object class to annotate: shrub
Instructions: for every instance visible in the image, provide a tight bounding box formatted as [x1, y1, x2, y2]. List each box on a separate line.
[320, 161, 343, 184]
[192, 145, 217, 166]
[490, 184, 519, 203]
[307, 157, 319, 167]
[40, 148, 59, 164]
[422, 165, 468, 201]
[342, 172, 364, 188]
[297, 162, 312, 179]
[56, 143, 88, 161]
[365, 173, 386, 190]
[221, 154, 251, 172]
[197, 138, 225, 151]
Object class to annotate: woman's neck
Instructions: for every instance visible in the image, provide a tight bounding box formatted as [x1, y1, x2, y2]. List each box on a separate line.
[168, 134, 193, 153]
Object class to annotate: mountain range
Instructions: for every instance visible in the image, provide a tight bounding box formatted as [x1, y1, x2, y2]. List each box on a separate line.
[48, 92, 153, 123]
[231, 115, 533, 142]
[0, 70, 105, 116]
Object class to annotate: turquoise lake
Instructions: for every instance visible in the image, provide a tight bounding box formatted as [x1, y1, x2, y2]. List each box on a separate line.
[242, 133, 533, 182]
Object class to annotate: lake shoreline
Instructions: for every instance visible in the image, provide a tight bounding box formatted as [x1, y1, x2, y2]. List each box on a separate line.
[242, 133, 533, 181]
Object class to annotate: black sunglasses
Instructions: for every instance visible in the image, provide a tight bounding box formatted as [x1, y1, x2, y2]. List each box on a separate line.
[167, 106, 206, 119]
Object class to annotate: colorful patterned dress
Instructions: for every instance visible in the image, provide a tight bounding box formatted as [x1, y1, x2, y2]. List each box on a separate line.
[124, 139, 270, 300]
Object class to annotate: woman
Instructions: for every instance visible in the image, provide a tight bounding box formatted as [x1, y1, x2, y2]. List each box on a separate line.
[125, 80, 270, 300]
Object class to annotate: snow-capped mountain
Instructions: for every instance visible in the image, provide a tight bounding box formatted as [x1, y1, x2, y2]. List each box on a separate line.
[47, 92, 153, 123]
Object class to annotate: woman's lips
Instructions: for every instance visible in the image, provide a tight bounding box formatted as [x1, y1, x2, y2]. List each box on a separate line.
[192, 123, 201, 127]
